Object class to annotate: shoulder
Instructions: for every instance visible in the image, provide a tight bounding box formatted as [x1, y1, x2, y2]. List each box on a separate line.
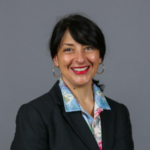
[105, 96, 130, 118]
[26, 92, 54, 109]
[105, 97, 132, 134]
[16, 80, 62, 121]
[105, 97, 134, 148]
[106, 96, 128, 110]
[11, 94, 52, 150]
[19, 92, 51, 109]
[17, 91, 59, 120]
[16, 93, 49, 119]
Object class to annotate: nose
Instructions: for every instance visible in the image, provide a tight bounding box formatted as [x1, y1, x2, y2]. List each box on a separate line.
[74, 50, 86, 63]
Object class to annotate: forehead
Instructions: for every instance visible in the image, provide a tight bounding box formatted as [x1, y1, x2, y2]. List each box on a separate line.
[60, 30, 77, 46]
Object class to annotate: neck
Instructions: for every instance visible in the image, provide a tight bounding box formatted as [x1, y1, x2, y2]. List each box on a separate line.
[61, 77, 95, 117]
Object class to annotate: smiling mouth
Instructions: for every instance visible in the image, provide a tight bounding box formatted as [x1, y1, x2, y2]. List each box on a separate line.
[71, 66, 89, 71]
[71, 66, 90, 74]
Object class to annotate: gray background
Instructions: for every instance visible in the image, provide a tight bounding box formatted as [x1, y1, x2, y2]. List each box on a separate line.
[0, 0, 150, 149]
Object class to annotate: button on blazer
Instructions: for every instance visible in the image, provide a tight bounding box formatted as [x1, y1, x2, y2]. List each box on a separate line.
[11, 81, 134, 150]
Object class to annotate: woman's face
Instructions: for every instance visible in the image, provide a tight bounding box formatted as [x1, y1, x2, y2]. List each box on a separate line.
[53, 30, 102, 87]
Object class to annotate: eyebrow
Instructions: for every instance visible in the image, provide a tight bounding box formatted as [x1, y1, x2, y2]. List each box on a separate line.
[61, 43, 75, 47]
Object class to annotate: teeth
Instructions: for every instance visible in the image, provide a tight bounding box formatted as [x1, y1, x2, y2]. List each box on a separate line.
[72, 67, 88, 71]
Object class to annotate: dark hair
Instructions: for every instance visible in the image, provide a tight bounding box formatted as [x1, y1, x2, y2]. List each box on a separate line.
[49, 14, 106, 91]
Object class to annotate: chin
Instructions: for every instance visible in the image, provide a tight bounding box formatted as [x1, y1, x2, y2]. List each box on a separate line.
[62, 75, 92, 87]
[73, 78, 91, 87]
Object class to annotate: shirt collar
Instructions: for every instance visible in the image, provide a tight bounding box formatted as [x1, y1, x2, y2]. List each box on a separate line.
[59, 77, 111, 112]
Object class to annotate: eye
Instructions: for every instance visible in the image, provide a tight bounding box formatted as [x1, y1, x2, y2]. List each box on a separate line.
[64, 48, 72, 52]
[85, 46, 94, 50]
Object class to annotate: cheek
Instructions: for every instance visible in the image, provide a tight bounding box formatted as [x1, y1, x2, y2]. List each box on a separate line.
[58, 54, 72, 67]
[90, 55, 98, 61]
[88, 52, 100, 64]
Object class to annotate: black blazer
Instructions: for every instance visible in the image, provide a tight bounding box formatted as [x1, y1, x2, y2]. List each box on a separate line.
[11, 81, 134, 150]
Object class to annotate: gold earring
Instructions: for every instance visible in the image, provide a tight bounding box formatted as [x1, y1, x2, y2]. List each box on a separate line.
[53, 66, 61, 77]
[97, 63, 105, 74]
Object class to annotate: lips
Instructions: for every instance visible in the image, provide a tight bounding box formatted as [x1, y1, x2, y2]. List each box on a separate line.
[71, 66, 90, 74]
[71, 66, 89, 71]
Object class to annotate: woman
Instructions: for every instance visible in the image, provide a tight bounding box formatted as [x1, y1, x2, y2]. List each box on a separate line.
[11, 14, 134, 150]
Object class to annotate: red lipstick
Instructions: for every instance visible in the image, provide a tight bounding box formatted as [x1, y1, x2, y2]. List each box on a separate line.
[71, 66, 90, 75]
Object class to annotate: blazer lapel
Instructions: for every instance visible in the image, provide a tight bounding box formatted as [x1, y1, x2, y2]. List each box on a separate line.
[63, 111, 99, 150]
[49, 81, 115, 150]
[101, 110, 115, 150]
[49, 81, 99, 150]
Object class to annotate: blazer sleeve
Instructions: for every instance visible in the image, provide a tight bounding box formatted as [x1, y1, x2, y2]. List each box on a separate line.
[11, 104, 49, 150]
[113, 104, 134, 150]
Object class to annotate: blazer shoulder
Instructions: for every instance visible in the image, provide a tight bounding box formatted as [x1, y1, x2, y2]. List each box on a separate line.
[19, 91, 57, 114]
[17, 80, 62, 117]
[105, 97, 134, 149]
[105, 96, 129, 114]
[105, 96, 122, 106]
[11, 94, 50, 150]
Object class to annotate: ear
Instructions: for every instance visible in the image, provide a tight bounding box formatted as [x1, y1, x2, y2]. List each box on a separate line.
[53, 55, 59, 67]
[99, 57, 102, 64]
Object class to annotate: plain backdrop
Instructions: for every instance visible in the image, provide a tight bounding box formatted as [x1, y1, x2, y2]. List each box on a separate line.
[0, 0, 150, 149]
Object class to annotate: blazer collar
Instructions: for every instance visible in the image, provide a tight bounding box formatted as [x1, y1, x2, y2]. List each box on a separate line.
[48, 80, 115, 150]
[48, 80, 63, 105]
